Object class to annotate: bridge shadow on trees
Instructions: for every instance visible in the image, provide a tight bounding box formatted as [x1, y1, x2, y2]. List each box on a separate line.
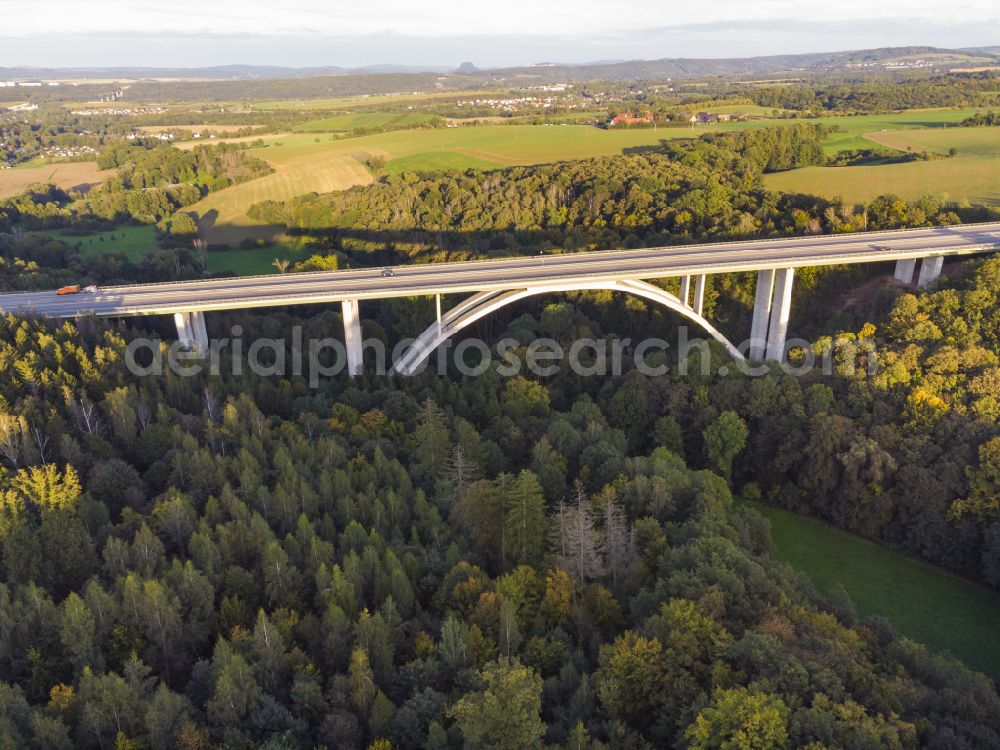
[288, 224, 687, 263]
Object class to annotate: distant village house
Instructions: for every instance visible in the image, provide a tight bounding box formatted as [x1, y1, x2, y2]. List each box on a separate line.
[689, 111, 749, 125]
[608, 112, 654, 127]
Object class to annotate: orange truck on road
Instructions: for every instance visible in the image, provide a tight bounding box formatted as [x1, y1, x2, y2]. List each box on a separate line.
[56, 285, 97, 295]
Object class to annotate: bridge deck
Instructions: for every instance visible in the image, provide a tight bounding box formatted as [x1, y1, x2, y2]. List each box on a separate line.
[2, 223, 998, 318]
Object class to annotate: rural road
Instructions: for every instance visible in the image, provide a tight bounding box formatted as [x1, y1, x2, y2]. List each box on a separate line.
[2, 223, 998, 318]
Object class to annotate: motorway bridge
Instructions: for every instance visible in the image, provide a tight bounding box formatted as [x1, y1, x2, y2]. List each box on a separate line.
[1, 222, 998, 374]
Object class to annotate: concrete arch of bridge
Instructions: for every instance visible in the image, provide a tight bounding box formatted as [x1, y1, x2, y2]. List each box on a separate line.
[392, 279, 744, 375]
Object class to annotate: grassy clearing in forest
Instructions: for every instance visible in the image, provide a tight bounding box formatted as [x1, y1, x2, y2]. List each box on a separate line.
[750, 501, 1000, 678]
[40, 225, 158, 262]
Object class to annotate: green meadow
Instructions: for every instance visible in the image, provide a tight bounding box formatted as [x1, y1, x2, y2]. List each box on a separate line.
[203, 243, 307, 275]
[764, 152, 1000, 205]
[762, 115, 999, 206]
[48, 226, 159, 262]
[865, 125, 1000, 156]
[750, 501, 1000, 678]
[384, 150, 502, 173]
[291, 112, 439, 132]
[38, 225, 303, 277]
[808, 108, 984, 153]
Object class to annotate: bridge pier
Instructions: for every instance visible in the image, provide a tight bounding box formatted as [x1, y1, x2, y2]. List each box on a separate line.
[174, 312, 194, 350]
[342, 299, 363, 376]
[749, 269, 775, 360]
[679, 275, 691, 306]
[174, 311, 209, 351]
[916, 256, 944, 289]
[893, 259, 917, 285]
[765, 268, 795, 362]
[191, 311, 208, 351]
[748, 268, 794, 362]
[693, 274, 706, 316]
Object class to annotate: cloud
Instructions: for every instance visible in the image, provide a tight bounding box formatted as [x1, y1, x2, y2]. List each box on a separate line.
[1, 16, 997, 68]
[6, 0, 999, 38]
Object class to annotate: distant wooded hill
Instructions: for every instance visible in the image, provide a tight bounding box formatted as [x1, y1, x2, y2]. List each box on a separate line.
[3, 45, 998, 88]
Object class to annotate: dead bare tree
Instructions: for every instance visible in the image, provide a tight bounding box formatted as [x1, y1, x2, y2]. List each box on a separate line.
[551, 482, 603, 584]
[251, 406, 268, 441]
[600, 497, 636, 588]
[443, 444, 478, 501]
[71, 395, 102, 436]
[135, 399, 153, 431]
[299, 412, 320, 441]
[203, 388, 220, 423]
[30, 423, 50, 464]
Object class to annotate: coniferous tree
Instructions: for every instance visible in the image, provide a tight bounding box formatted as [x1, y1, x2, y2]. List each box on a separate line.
[599, 496, 635, 587]
[505, 470, 546, 568]
[414, 399, 450, 479]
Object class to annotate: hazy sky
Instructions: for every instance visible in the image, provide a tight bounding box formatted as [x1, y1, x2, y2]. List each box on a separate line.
[3, 0, 998, 68]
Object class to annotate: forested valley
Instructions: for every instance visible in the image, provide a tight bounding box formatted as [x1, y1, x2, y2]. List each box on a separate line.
[0, 261, 996, 748]
[0, 222, 999, 748]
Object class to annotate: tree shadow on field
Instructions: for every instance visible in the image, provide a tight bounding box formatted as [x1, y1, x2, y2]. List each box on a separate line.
[67, 181, 102, 195]
[196, 208, 220, 232]
[622, 139, 689, 156]
[196, 208, 286, 247]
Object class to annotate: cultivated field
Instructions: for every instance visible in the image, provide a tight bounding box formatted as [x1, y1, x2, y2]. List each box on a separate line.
[188, 124, 703, 242]
[765, 116, 1000, 204]
[0, 161, 114, 199]
[864, 125, 1000, 156]
[191, 139, 376, 243]
[292, 112, 438, 132]
[384, 151, 501, 174]
[806, 108, 985, 153]
[185, 108, 996, 243]
[764, 155, 1000, 205]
